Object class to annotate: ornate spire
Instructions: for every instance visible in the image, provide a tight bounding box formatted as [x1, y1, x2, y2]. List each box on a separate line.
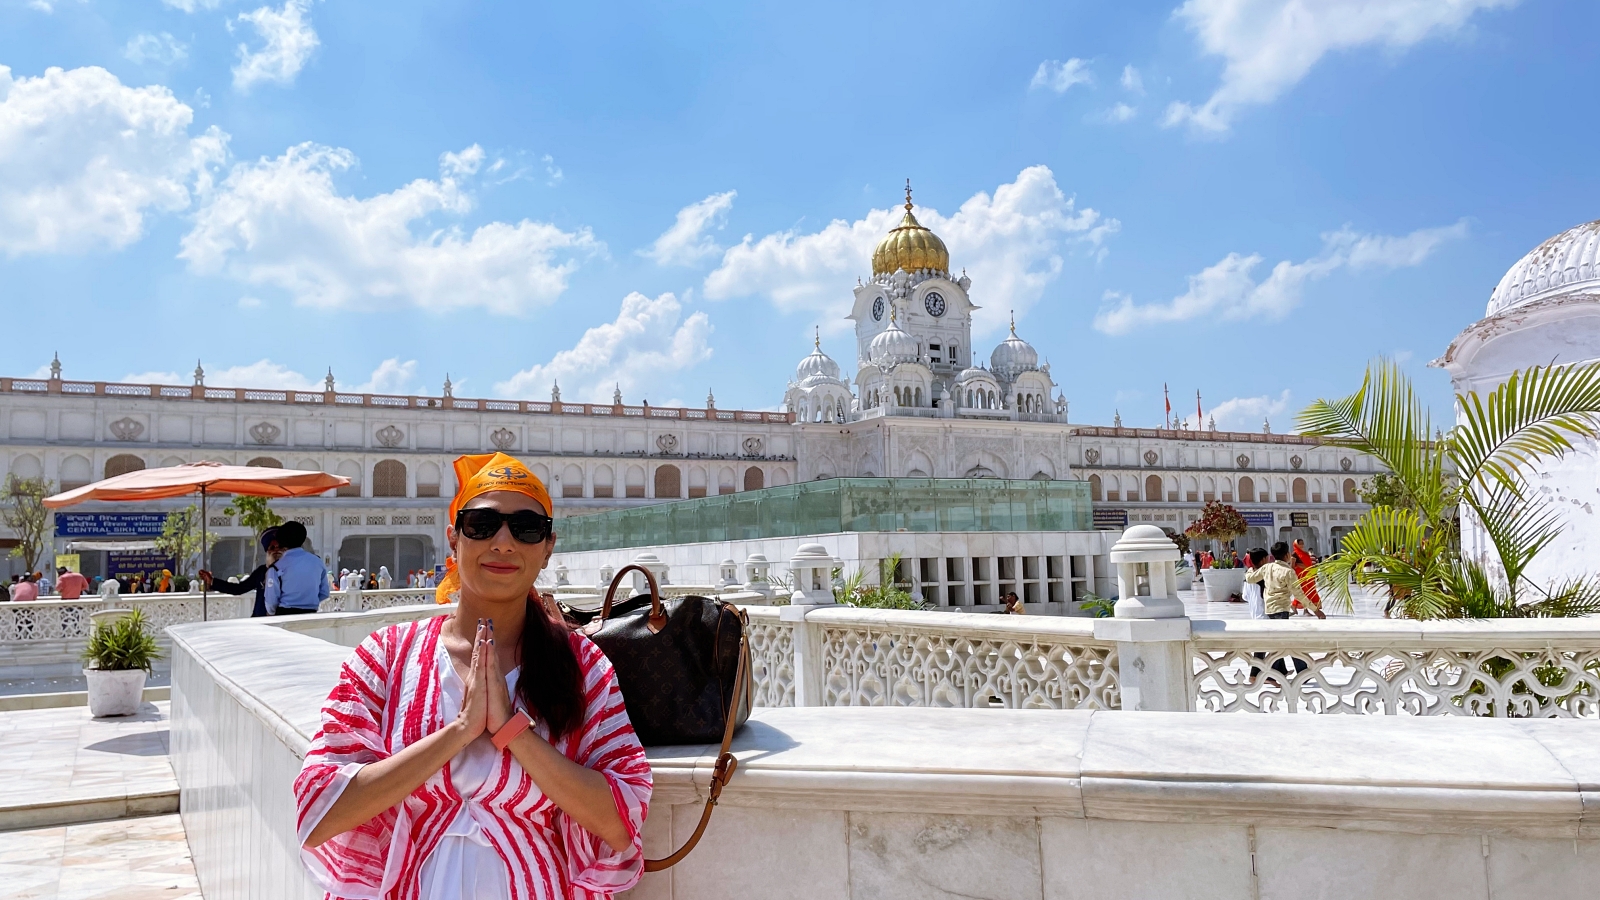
[1009, 310, 1017, 336]
[1263, 417, 1272, 434]
[551, 380, 561, 403]
[706, 388, 716, 409]
[613, 383, 623, 406]
[1113, 409, 1122, 428]
[49, 353, 61, 381]
[904, 177, 913, 212]
[442, 374, 453, 398]
[324, 368, 335, 391]
[193, 360, 205, 387]
[814, 326, 821, 350]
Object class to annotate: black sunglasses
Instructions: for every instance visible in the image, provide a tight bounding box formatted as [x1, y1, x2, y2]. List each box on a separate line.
[454, 508, 553, 544]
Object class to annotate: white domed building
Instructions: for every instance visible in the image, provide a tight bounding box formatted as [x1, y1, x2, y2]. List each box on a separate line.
[1435, 219, 1600, 585]
[784, 332, 852, 424]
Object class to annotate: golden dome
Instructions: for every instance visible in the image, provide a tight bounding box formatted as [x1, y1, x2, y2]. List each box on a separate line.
[872, 182, 949, 276]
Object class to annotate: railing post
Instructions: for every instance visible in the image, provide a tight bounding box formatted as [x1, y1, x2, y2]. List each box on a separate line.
[1093, 525, 1195, 712]
[781, 544, 839, 706]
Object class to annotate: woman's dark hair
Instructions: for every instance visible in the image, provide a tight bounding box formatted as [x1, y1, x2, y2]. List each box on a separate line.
[516, 593, 584, 740]
[1248, 548, 1269, 567]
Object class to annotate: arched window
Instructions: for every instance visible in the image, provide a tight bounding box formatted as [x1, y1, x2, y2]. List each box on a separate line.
[59, 455, 91, 492]
[1292, 477, 1308, 504]
[1089, 475, 1103, 502]
[416, 462, 441, 498]
[564, 464, 586, 499]
[625, 465, 646, 498]
[743, 466, 764, 491]
[1145, 475, 1163, 503]
[105, 454, 145, 479]
[654, 464, 682, 499]
[246, 457, 282, 468]
[1343, 478, 1358, 504]
[1237, 476, 1256, 503]
[688, 465, 708, 498]
[914, 386, 923, 407]
[372, 460, 407, 497]
[335, 460, 362, 497]
[592, 465, 614, 499]
[718, 467, 736, 495]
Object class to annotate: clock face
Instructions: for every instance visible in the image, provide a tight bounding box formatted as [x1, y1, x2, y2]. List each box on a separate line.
[924, 292, 946, 317]
[871, 297, 884, 321]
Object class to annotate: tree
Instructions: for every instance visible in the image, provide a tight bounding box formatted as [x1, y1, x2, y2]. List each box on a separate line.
[154, 505, 219, 578]
[1185, 501, 1248, 546]
[2, 475, 53, 573]
[223, 495, 283, 534]
[1356, 472, 1416, 512]
[1298, 360, 1600, 618]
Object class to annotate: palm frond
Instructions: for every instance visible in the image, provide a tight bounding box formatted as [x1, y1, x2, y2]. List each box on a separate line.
[1461, 479, 1563, 596]
[1316, 505, 1453, 619]
[1451, 362, 1600, 495]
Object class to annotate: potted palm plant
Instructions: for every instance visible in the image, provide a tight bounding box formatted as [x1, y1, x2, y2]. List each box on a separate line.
[1187, 501, 1249, 603]
[82, 608, 161, 717]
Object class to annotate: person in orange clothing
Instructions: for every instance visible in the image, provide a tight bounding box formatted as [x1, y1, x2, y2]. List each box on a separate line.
[1291, 539, 1321, 616]
[55, 566, 90, 599]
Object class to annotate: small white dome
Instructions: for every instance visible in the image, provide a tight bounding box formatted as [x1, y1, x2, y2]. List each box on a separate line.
[794, 334, 842, 385]
[955, 366, 996, 385]
[989, 319, 1038, 380]
[1487, 219, 1600, 317]
[868, 315, 919, 367]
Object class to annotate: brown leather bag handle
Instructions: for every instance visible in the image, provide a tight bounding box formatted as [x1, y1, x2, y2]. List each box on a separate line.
[585, 564, 667, 635]
[644, 610, 748, 872]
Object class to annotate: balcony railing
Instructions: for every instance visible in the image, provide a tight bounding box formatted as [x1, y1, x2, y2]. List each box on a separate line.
[0, 377, 793, 424]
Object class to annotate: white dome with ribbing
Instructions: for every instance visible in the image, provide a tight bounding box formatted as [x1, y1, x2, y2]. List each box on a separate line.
[1486, 219, 1600, 317]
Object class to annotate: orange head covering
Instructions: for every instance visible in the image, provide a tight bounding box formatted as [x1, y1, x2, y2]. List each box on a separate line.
[436, 453, 552, 604]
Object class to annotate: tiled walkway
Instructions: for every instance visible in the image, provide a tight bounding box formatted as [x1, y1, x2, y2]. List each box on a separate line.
[0, 702, 178, 830]
[0, 814, 201, 900]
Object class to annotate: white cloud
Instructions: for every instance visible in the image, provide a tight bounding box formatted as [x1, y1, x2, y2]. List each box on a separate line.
[1121, 65, 1144, 94]
[125, 33, 190, 66]
[1105, 103, 1137, 122]
[179, 142, 602, 314]
[232, 0, 319, 92]
[495, 292, 712, 404]
[542, 154, 563, 186]
[1030, 58, 1093, 93]
[0, 64, 227, 256]
[1165, 0, 1518, 133]
[1093, 219, 1467, 335]
[163, 0, 223, 10]
[1208, 389, 1292, 432]
[704, 166, 1115, 335]
[644, 191, 736, 267]
[122, 357, 418, 393]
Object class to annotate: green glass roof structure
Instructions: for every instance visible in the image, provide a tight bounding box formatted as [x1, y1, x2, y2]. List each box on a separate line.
[555, 477, 1093, 553]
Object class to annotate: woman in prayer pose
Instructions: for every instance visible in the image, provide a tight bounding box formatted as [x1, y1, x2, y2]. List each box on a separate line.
[294, 452, 651, 900]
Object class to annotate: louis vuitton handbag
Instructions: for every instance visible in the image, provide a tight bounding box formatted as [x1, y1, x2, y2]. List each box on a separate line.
[580, 564, 752, 871]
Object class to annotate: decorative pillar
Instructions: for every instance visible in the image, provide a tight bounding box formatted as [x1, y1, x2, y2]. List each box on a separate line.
[553, 563, 570, 587]
[630, 553, 669, 595]
[781, 543, 838, 706]
[718, 558, 739, 588]
[1093, 524, 1193, 712]
[742, 553, 772, 598]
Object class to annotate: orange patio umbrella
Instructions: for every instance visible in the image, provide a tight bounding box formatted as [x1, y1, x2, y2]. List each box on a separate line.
[45, 462, 349, 620]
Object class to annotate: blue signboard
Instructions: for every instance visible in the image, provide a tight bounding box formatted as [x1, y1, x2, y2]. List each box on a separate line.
[1242, 510, 1276, 527]
[55, 512, 169, 538]
[107, 549, 178, 578]
[1093, 508, 1129, 529]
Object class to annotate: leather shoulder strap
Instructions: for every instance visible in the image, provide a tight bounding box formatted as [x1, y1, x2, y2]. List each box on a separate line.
[642, 610, 748, 872]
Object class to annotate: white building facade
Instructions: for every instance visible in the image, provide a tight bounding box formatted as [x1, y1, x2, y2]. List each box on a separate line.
[0, 189, 1379, 580]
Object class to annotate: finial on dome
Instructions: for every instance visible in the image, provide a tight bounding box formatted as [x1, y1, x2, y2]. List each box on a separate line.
[1009, 310, 1016, 336]
[905, 178, 913, 212]
[814, 326, 821, 350]
[49, 353, 61, 380]
[193, 360, 205, 387]
[442, 374, 453, 397]
[325, 368, 335, 392]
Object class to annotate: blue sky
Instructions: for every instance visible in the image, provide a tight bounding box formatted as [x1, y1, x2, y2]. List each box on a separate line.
[1, 0, 1594, 430]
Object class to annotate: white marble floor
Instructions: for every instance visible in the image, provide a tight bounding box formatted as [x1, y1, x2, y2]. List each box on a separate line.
[0, 702, 177, 829]
[0, 814, 202, 900]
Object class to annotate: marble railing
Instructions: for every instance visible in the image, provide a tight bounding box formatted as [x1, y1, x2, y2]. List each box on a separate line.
[1189, 618, 1600, 717]
[167, 609, 1600, 900]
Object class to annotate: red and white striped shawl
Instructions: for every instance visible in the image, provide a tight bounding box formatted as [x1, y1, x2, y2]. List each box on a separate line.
[293, 614, 652, 900]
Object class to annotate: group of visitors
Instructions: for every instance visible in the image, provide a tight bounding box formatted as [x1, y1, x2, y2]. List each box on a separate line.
[1, 566, 92, 601]
[198, 521, 328, 617]
[1239, 539, 1324, 620]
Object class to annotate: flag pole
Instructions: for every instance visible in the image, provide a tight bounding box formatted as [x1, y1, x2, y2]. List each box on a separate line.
[200, 484, 209, 623]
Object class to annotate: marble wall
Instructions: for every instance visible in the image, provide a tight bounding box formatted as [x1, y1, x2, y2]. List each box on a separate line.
[170, 610, 1600, 900]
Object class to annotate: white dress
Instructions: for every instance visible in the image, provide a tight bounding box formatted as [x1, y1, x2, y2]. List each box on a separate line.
[1243, 575, 1266, 619]
[416, 644, 523, 900]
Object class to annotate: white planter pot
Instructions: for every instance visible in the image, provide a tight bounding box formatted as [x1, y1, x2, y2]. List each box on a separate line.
[1175, 567, 1194, 591]
[84, 668, 147, 717]
[1202, 568, 1246, 604]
